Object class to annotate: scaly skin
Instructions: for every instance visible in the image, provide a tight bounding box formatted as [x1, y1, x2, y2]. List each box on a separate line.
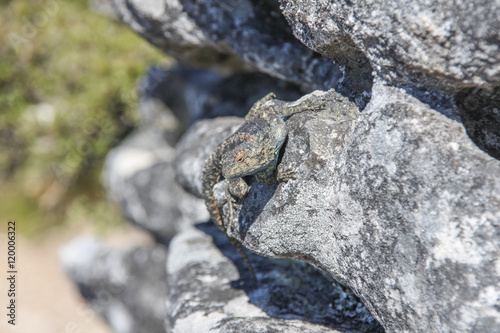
[201, 92, 326, 282]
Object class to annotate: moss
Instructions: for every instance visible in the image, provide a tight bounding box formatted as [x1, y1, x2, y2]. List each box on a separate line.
[0, 0, 173, 235]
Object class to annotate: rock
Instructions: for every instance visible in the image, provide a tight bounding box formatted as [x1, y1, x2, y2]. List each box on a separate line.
[179, 0, 342, 90]
[166, 223, 382, 332]
[110, 0, 344, 97]
[99, 1, 500, 331]
[60, 228, 383, 333]
[138, 66, 304, 126]
[103, 66, 226, 241]
[60, 237, 169, 333]
[279, 0, 500, 92]
[175, 85, 500, 332]
[102, 128, 208, 241]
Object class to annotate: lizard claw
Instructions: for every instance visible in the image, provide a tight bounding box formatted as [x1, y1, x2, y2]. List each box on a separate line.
[277, 164, 296, 182]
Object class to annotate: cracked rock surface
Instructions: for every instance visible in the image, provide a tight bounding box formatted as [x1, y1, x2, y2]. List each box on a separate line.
[280, 0, 500, 91]
[111, 0, 344, 97]
[65, 1, 500, 332]
[166, 223, 381, 333]
[175, 85, 500, 332]
[60, 224, 382, 333]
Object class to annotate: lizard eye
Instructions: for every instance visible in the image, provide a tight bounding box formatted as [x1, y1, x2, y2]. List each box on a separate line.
[235, 151, 247, 163]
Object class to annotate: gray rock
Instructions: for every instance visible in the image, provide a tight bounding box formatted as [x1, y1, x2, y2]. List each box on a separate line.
[102, 128, 208, 241]
[60, 228, 382, 333]
[279, 0, 500, 91]
[101, 1, 500, 330]
[110, 0, 343, 96]
[175, 85, 500, 332]
[110, 0, 243, 69]
[179, 0, 342, 90]
[166, 223, 382, 332]
[60, 237, 169, 333]
[102, 67, 208, 241]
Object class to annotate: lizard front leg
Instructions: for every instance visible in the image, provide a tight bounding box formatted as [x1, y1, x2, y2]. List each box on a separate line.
[226, 177, 249, 230]
[276, 163, 296, 182]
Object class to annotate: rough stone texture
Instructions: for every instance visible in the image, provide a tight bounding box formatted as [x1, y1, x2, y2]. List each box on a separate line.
[179, 0, 341, 91]
[59, 228, 382, 333]
[166, 223, 382, 332]
[60, 237, 169, 333]
[110, 0, 344, 96]
[280, 0, 500, 91]
[176, 83, 500, 332]
[110, 0, 243, 68]
[87, 1, 500, 331]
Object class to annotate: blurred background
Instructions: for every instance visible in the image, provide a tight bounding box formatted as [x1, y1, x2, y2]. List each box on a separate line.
[1, 0, 172, 331]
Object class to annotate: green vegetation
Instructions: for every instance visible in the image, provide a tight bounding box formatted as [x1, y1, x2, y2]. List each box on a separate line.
[0, 0, 172, 235]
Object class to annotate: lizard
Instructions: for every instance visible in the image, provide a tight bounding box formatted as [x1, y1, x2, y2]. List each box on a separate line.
[201, 92, 326, 282]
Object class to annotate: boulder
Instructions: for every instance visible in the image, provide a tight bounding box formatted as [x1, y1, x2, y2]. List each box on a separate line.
[93, 0, 500, 331]
[102, 128, 208, 241]
[60, 237, 169, 333]
[110, 0, 344, 97]
[59, 226, 383, 333]
[166, 223, 382, 332]
[280, 0, 500, 92]
[175, 85, 500, 332]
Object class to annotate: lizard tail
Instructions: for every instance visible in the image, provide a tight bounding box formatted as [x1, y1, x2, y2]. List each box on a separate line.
[201, 151, 226, 234]
[228, 236, 257, 282]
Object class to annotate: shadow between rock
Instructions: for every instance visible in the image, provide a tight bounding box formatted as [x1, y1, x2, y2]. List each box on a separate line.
[455, 86, 500, 160]
[237, 178, 277, 236]
[196, 222, 384, 333]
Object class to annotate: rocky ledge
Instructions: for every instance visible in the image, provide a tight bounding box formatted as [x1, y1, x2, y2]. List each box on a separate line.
[61, 0, 500, 332]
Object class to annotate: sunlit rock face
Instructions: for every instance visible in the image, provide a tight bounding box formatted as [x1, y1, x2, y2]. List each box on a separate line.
[62, 1, 500, 332]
